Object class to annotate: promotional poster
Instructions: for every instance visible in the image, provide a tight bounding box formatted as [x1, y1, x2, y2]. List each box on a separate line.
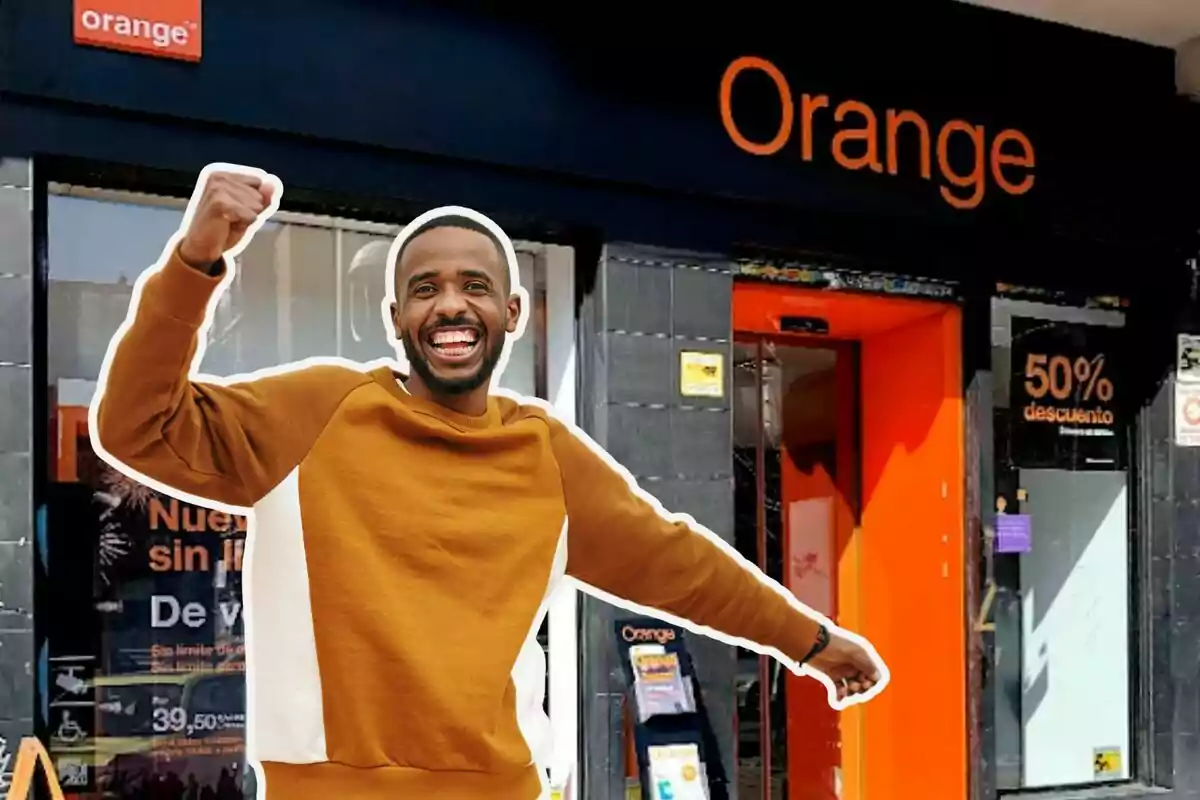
[42, 414, 247, 800]
[1008, 317, 1125, 472]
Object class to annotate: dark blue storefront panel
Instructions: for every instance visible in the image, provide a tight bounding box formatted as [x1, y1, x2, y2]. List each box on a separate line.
[0, 94, 1181, 299]
[0, 0, 1189, 259]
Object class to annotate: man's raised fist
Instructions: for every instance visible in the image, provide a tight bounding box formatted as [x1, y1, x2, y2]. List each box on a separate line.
[178, 169, 279, 269]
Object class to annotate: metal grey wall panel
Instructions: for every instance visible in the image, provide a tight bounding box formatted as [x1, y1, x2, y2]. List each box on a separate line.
[0, 159, 34, 743]
[579, 243, 736, 799]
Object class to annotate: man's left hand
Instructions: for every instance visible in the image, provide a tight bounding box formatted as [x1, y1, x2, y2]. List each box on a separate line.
[805, 629, 885, 702]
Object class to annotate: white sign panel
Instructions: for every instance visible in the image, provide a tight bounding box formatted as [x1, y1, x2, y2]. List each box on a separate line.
[1019, 470, 1130, 786]
[1178, 334, 1200, 383]
[1177, 383, 1200, 447]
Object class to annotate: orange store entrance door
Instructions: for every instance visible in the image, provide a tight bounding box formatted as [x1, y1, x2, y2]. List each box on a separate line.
[732, 281, 966, 800]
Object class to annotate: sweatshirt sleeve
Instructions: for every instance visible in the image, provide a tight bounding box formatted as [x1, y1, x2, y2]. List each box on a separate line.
[93, 247, 371, 509]
[548, 419, 823, 664]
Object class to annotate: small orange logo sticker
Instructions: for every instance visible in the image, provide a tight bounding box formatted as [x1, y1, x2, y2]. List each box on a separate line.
[73, 0, 202, 62]
[1185, 396, 1200, 426]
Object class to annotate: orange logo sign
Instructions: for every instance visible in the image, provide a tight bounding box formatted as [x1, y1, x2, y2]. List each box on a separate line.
[621, 625, 676, 645]
[73, 0, 202, 62]
[719, 55, 1035, 210]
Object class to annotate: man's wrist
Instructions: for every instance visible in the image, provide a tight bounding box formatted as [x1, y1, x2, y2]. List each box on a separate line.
[799, 624, 830, 664]
[176, 243, 223, 277]
[185, 257, 223, 277]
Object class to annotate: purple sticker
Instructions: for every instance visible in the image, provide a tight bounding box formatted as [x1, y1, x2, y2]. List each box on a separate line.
[995, 514, 1032, 554]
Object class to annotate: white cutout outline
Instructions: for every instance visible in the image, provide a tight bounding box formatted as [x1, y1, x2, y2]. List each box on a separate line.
[86, 162, 890, 800]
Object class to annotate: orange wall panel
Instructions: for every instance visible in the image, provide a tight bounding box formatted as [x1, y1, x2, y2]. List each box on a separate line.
[859, 309, 966, 800]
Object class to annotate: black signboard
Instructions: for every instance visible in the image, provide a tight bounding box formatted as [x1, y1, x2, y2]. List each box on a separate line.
[1009, 317, 1125, 471]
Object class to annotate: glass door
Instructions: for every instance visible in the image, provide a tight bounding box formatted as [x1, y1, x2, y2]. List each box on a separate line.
[733, 277, 967, 800]
[733, 337, 858, 800]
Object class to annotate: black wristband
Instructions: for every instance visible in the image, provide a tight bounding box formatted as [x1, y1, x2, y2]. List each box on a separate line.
[179, 258, 222, 277]
[800, 624, 830, 664]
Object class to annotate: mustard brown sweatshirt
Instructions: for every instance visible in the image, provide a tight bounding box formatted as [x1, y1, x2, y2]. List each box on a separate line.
[94, 249, 823, 799]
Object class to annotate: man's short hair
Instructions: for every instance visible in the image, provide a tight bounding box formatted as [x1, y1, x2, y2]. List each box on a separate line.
[394, 214, 511, 292]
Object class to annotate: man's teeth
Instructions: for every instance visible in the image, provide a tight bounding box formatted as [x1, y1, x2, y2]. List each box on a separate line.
[431, 330, 478, 347]
[430, 330, 480, 357]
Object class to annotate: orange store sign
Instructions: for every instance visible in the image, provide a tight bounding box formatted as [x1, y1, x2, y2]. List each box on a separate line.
[719, 56, 1035, 210]
[73, 0, 202, 63]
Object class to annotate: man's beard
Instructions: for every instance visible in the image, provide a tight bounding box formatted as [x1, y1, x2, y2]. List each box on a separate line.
[401, 327, 506, 396]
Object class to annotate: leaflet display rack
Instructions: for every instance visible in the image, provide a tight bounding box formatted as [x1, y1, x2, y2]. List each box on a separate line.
[614, 617, 730, 800]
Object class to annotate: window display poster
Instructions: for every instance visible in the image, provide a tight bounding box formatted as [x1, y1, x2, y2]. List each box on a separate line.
[41, 419, 247, 800]
[1008, 317, 1125, 471]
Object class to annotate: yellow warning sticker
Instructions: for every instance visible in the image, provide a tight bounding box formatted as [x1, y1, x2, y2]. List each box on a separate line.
[1093, 746, 1122, 779]
[680, 351, 724, 398]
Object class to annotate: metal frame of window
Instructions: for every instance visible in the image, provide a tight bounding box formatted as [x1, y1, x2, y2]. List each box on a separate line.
[982, 295, 1156, 799]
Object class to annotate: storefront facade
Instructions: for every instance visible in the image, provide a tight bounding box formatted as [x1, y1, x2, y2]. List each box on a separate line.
[1, 2, 1199, 799]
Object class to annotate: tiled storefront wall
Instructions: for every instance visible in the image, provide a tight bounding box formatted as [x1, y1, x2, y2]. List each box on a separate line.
[1151, 371, 1200, 798]
[578, 243, 736, 799]
[0, 157, 35, 753]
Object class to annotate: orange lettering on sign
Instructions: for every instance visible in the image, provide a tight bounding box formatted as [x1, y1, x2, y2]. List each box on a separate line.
[73, 0, 202, 63]
[719, 56, 1036, 210]
[1019, 351, 1116, 427]
[621, 625, 676, 645]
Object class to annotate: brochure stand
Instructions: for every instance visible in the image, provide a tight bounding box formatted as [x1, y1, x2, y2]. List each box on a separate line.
[614, 617, 730, 800]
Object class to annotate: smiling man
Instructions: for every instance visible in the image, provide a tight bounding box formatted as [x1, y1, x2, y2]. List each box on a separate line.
[391, 214, 519, 414]
[92, 166, 887, 800]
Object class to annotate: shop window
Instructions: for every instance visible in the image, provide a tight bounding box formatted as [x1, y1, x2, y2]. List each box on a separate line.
[41, 185, 555, 798]
[988, 296, 1133, 791]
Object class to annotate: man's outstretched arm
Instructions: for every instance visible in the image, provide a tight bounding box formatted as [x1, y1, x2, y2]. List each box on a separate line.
[94, 168, 369, 508]
[549, 418, 884, 700]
